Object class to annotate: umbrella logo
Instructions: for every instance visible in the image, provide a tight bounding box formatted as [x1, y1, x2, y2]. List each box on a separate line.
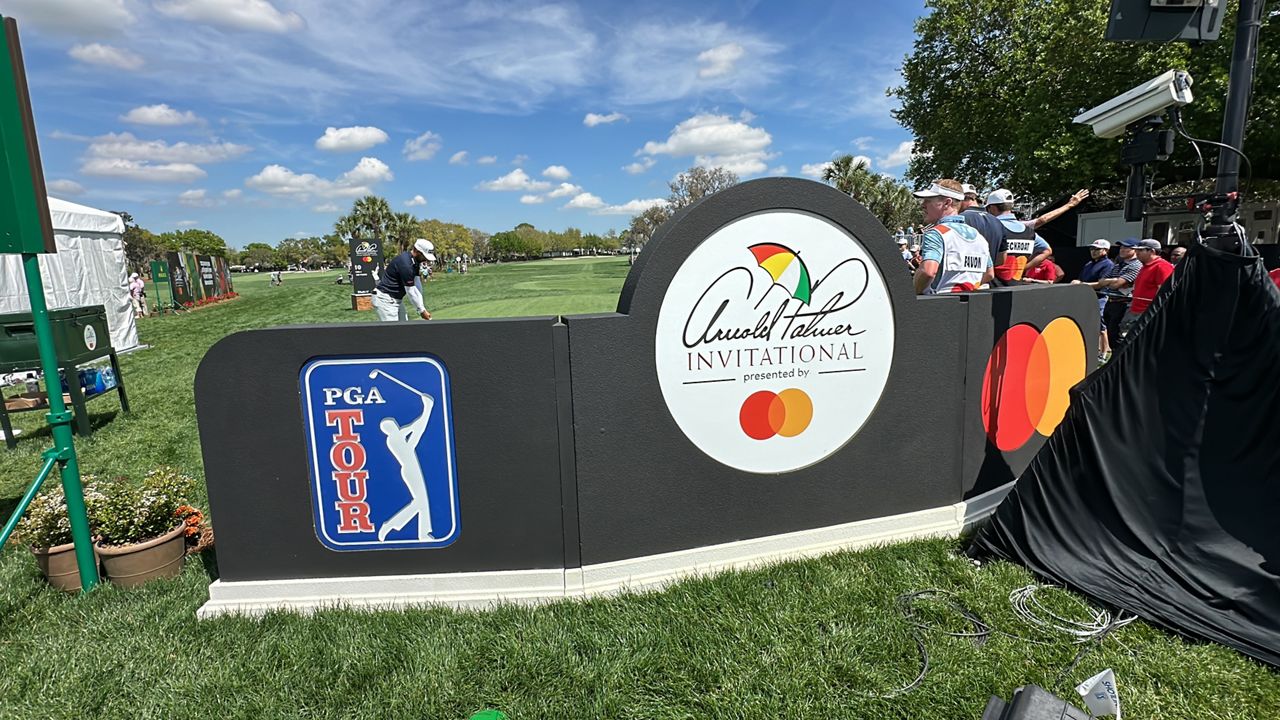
[749, 243, 812, 305]
[980, 318, 1086, 451]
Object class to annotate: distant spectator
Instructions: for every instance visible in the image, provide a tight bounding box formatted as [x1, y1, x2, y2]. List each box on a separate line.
[1087, 238, 1142, 355]
[1120, 239, 1175, 338]
[1022, 254, 1064, 284]
[911, 179, 993, 295]
[1072, 239, 1115, 362]
[1170, 246, 1187, 264]
[128, 272, 148, 318]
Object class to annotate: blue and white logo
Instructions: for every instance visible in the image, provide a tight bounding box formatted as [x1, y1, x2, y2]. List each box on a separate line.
[301, 356, 460, 551]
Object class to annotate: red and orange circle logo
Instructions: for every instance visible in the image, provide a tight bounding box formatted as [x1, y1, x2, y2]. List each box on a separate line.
[739, 388, 813, 440]
[980, 318, 1086, 451]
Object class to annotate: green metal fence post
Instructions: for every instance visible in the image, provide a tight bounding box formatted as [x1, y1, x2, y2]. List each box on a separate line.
[21, 253, 97, 591]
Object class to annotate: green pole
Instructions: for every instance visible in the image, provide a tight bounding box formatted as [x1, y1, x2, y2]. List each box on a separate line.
[21, 252, 97, 591]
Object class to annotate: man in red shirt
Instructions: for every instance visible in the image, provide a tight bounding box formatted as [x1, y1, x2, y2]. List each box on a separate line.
[1270, 267, 1280, 289]
[1119, 239, 1174, 340]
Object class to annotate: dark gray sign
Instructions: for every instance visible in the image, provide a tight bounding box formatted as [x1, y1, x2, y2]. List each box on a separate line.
[348, 237, 383, 294]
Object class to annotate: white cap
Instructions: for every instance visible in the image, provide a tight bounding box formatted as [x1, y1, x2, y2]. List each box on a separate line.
[1090, 239, 1111, 250]
[909, 244, 921, 252]
[913, 181, 965, 201]
[985, 188, 1016, 206]
[413, 238, 436, 262]
[896, 237, 908, 245]
[961, 183, 978, 198]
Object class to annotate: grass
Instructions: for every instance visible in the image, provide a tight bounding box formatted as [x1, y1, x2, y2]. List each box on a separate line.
[0, 256, 1276, 718]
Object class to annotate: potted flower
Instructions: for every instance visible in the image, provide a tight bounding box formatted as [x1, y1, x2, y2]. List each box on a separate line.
[17, 481, 104, 592]
[92, 467, 200, 588]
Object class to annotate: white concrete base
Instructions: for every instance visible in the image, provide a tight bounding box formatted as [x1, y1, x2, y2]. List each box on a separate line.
[197, 482, 1013, 619]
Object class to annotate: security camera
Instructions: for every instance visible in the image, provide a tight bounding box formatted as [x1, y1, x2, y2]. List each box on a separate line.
[1073, 70, 1194, 139]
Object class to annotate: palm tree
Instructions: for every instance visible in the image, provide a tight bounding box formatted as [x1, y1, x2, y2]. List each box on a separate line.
[335, 195, 394, 245]
[822, 154, 920, 232]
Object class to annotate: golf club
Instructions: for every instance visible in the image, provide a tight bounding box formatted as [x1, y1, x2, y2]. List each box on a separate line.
[368, 369, 427, 397]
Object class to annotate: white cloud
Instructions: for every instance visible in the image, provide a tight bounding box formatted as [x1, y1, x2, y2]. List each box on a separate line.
[86, 132, 250, 164]
[768, 166, 788, 176]
[547, 182, 581, 198]
[154, 0, 305, 33]
[878, 141, 915, 169]
[313, 203, 340, 212]
[3, 0, 133, 37]
[697, 42, 745, 79]
[852, 154, 873, 169]
[852, 136, 874, 151]
[46, 179, 85, 196]
[120, 104, 200, 126]
[583, 112, 626, 127]
[639, 113, 774, 176]
[477, 168, 550, 192]
[608, 22, 781, 105]
[511, 154, 529, 166]
[404, 131, 443, 161]
[69, 43, 143, 71]
[519, 195, 545, 205]
[405, 194, 427, 207]
[449, 151, 469, 165]
[176, 220, 200, 227]
[564, 192, 604, 210]
[82, 158, 206, 183]
[739, 109, 756, 122]
[542, 165, 571, 180]
[593, 198, 668, 216]
[476, 155, 497, 165]
[246, 156, 393, 200]
[222, 189, 242, 199]
[48, 130, 92, 142]
[800, 162, 832, 179]
[178, 189, 216, 207]
[315, 126, 389, 152]
[624, 157, 657, 175]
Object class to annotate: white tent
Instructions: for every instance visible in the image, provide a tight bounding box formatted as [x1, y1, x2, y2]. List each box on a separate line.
[0, 197, 140, 351]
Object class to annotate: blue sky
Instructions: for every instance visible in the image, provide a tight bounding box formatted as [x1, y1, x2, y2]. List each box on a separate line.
[2, 0, 923, 248]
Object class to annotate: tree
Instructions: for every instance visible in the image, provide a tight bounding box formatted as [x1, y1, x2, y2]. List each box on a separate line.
[627, 204, 670, 248]
[334, 195, 395, 246]
[112, 211, 167, 272]
[386, 212, 419, 254]
[891, 1, 1278, 202]
[823, 155, 920, 231]
[157, 228, 229, 257]
[626, 165, 740, 248]
[241, 242, 279, 269]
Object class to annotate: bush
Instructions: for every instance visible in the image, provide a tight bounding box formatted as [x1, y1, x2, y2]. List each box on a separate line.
[92, 468, 194, 547]
[17, 478, 104, 549]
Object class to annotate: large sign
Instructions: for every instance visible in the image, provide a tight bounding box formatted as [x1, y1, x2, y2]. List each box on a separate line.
[655, 211, 895, 473]
[196, 255, 217, 298]
[0, 18, 54, 254]
[300, 356, 460, 551]
[167, 251, 193, 306]
[349, 237, 383, 294]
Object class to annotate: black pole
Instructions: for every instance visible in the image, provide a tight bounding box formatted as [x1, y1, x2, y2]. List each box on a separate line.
[1204, 0, 1267, 249]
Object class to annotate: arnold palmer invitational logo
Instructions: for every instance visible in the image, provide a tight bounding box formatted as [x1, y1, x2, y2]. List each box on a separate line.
[656, 211, 895, 474]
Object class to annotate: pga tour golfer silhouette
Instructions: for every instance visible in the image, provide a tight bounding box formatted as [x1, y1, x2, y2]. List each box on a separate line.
[368, 369, 436, 542]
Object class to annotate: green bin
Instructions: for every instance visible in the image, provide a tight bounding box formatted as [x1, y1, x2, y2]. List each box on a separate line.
[0, 305, 112, 373]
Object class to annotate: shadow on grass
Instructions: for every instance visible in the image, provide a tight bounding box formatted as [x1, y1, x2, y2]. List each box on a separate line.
[198, 546, 219, 581]
[3, 410, 120, 446]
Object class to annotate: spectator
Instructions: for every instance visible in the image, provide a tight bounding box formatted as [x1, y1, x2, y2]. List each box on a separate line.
[1023, 189, 1091, 231]
[128, 272, 148, 318]
[1086, 238, 1142, 357]
[911, 179, 993, 295]
[1071, 239, 1115, 362]
[1120, 238, 1175, 338]
[897, 236, 912, 266]
[1170, 246, 1187, 264]
[1022, 254, 1064, 284]
[985, 189, 1051, 283]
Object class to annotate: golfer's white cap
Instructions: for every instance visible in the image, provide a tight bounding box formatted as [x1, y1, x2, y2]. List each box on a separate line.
[985, 188, 1016, 206]
[1090, 239, 1111, 250]
[913, 181, 965, 201]
[413, 238, 436, 262]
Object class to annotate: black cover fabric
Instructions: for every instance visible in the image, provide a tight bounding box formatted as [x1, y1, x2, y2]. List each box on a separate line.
[971, 242, 1280, 666]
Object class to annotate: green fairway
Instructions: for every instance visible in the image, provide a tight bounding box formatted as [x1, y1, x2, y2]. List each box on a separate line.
[0, 256, 1276, 719]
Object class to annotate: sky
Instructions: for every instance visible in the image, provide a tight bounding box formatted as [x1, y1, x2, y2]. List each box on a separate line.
[1, 0, 924, 249]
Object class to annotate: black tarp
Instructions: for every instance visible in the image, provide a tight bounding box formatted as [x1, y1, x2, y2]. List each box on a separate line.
[971, 241, 1280, 666]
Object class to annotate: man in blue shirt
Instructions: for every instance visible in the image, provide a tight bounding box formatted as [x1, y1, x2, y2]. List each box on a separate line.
[372, 238, 436, 322]
[912, 179, 993, 294]
[1071, 239, 1115, 361]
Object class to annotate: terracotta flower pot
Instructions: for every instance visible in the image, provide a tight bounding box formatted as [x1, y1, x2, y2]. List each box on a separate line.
[96, 523, 187, 588]
[30, 542, 99, 592]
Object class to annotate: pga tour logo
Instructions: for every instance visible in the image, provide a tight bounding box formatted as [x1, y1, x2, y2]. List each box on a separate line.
[300, 356, 460, 551]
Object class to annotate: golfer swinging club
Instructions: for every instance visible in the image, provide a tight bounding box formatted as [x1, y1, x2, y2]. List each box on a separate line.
[370, 369, 437, 542]
[371, 238, 435, 322]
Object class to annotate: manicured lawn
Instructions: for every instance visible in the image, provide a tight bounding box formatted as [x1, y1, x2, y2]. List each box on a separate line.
[0, 256, 1275, 718]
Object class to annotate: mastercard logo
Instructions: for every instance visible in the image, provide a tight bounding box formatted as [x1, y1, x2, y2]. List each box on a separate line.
[740, 388, 813, 440]
[980, 318, 1086, 452]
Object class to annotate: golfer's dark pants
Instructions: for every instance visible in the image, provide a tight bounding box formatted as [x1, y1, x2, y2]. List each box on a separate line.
[1103, 299, 1130, 349]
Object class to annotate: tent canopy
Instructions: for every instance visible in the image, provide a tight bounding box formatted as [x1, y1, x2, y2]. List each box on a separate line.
[0, 196, 139, 352]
